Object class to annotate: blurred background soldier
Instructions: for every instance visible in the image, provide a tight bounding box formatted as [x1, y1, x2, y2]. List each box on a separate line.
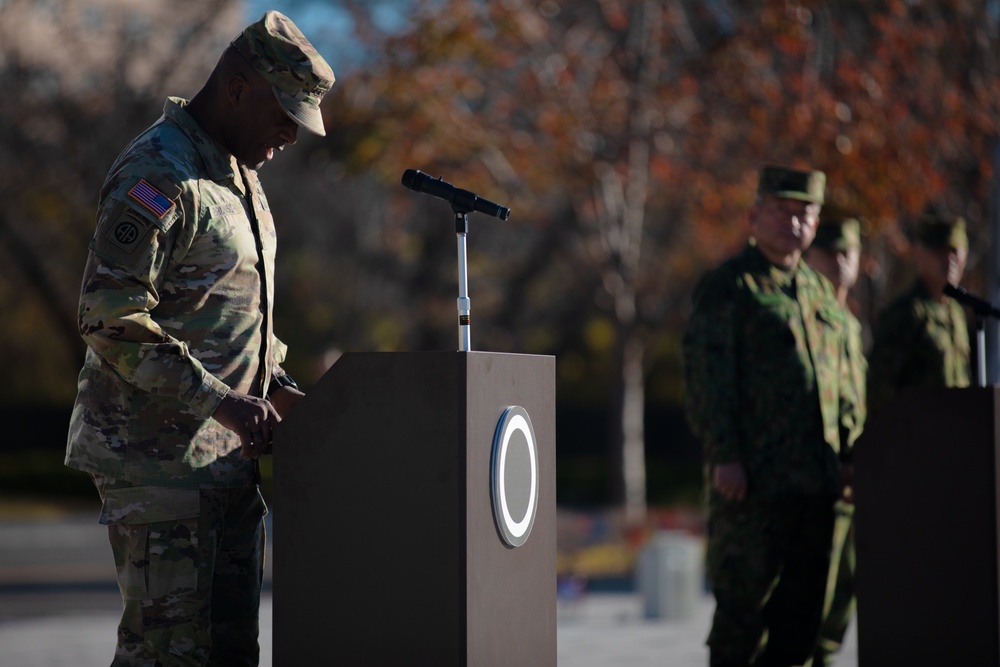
[683, 165, 861, 667]
[867, 214, 970, 417]
[805, 216, 866, 666]
[64, 11, 333, 665]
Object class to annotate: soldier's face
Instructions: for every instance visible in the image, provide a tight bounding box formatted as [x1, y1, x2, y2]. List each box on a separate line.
[227, 74, 300, 169]
[807, 246, 860, 290]
[838, 246, 861, 289]
[749, 195, 821, 267]
[915, 243, 968, 294]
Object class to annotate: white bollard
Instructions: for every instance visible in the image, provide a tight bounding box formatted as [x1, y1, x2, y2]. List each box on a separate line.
[636, 530, 703, 620]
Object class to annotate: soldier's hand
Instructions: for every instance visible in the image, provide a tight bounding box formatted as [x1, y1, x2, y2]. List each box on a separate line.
[268, 385, 305, 420]
[213, 392, 281, 460]
[713, 462, 748, 501]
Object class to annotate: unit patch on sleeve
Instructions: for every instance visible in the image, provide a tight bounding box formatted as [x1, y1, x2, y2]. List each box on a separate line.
[91, 200, 159, 272]
[107, 208, 153, 253]
[128, 179, 175, 219]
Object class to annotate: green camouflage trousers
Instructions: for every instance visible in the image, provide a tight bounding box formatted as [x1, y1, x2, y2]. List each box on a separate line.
[706, 494, 835, 667]
[93, 476, 267, 666]
[812, 501, 855, 666]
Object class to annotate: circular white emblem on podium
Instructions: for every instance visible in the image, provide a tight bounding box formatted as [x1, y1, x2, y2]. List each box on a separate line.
[491, 405, 539, 548]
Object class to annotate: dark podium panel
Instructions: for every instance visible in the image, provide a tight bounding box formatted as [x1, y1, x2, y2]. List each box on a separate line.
[272, 351, 556, 666]
[854, 386, 1000, 665]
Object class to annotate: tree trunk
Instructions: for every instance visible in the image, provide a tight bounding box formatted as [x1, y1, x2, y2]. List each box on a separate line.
[608, 294, 647, 528]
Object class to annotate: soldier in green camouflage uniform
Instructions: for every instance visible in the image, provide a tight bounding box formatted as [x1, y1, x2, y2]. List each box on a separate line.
[64, 11, 334, 666]
[867, 215, 970, 417]
[683, 166, 861, 667]
[805, 216, 867, 666]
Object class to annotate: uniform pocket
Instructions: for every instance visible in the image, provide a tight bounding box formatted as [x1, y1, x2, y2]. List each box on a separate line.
[102, 486, 200, 600]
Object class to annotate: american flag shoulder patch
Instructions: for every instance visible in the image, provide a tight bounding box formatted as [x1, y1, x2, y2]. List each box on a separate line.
[128, 179, 175, 219]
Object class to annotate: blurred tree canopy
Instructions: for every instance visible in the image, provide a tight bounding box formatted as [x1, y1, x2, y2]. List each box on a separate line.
[319, 0, 1000, 521]
[2, 0, 999, 517]
[0, 0, 244, 405]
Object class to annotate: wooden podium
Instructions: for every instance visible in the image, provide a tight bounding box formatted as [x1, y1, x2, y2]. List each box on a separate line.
[853, 386, 1000, 664]
[271, 351, 556, 666]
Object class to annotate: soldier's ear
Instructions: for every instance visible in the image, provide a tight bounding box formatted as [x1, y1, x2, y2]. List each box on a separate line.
[227, 73, 250, 106]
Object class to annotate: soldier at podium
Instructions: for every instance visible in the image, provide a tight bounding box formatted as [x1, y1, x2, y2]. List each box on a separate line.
[64, 11, 331, 665]
[804, 215, 867, 666]
[867, 214, 970, 416]
[683, 165, 861, 667]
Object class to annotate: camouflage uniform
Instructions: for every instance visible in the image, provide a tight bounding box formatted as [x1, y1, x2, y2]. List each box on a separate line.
[867, 280, 970, 416]
[64, 11, 333, 666]
[94, 475, 267, 666]
[867, 214, 971, 416]
[65, 95, 281, 489]
[809, 218, 867, 666]
[683, 167, 860, 667]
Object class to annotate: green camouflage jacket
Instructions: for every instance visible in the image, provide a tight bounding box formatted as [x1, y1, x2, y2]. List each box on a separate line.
[683, 243, 861, 498]
[867, 279, 970, 417]
[845, 311, 867, 442]
[66, 97, 290, 488]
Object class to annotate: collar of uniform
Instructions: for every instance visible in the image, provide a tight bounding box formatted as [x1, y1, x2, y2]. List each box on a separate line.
[910, 279, 936, 301]
[743, 242, 798, 286]
[910, 278, 957, 317]
[163, 97, 240, 183]
[770, 262, 796, 289]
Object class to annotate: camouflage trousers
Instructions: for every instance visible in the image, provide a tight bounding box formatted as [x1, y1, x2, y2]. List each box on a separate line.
[812, 501, 855, 666]
[705, 494, 835, 667]
[93, 475, 267, 666]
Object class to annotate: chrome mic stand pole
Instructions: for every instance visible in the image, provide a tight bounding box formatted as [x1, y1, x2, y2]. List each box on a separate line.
[399, 169, 510, 352]
[455, 209, 471, 352]
[977, 315, 987, 387]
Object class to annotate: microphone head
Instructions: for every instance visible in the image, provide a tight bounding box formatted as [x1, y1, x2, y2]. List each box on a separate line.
[401, 169, 422, 190]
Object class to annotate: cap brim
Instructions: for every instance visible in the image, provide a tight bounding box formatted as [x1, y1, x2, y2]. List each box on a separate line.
[919, 237, 968, 250]
[273, 89, 326, 137]
[771, 190, 823, 204]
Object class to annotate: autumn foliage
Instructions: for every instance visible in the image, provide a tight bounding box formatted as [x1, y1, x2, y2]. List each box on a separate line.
[1, 0, 999, 512]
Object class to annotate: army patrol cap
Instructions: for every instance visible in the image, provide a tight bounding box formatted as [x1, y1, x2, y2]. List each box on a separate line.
[915, 214, 967, 250]
[757, 165, 826, 205]
[813, 217, 861, 251]
[231, 10, 335, 137]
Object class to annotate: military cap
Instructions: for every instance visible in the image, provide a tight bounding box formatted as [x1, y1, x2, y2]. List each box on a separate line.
[757, 165, 826, 205]
[232, 10, 335, 137]
[813, 217, 861, 251]
[915, 214, 967, 250]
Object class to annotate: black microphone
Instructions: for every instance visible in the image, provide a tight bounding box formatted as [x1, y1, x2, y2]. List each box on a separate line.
[944, 283, 1000, 318]
[401, 169, 511, 221]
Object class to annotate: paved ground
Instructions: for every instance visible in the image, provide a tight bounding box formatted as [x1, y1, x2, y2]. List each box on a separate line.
[0, 502, 856, 666]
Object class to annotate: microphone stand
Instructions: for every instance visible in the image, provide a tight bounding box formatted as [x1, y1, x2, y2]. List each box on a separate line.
[977, 316, 986, 388]
[454, 206, 472, 352]
[944, 284, 1000, 387]
[401, 169, 511, 352]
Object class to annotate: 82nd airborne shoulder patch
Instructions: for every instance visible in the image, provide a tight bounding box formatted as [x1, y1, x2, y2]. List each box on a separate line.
[91, 177, 179, 272]
[107, 207, 151, 254]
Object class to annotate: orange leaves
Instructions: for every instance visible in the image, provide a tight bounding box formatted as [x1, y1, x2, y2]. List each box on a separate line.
[336, 0, 1000, 281]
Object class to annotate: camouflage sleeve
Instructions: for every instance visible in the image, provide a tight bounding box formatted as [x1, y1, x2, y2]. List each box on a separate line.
[682, 265, 742, 466]
[78, 176, 230, 418]
[846, 315, 867, 435]
[270, 335, 292, 384]
[837, 321, 863, 460]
